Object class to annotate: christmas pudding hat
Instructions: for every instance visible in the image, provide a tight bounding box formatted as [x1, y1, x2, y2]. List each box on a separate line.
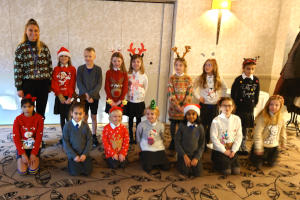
[57, 47, 71, 58]
[184, 104, 201, 116]
[172, 46, 191, 60]
[243, 56, 260, 66]
[127, 42, 147, 58]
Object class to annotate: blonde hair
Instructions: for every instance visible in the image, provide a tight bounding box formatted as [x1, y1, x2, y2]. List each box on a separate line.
[109, 52, 127, 72]
[21, 18, 43, 55]
[174, 58, 187, 73]
[145, 106, 160, 117]
[128, 55, 145, 74]
[109, 109, 123, 122]
[256, 95, 284, 125]
[198, 59, 222, 90]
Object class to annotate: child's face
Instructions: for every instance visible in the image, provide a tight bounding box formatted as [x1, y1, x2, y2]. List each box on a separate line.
[59, 55, 69, 65]
[269, 100, 281, 114]
[112, 57, 123, 69]
[174, 61, 185, 74]
[132, 58, 142, 72]
[204, 61, 213, 74]
[243, 64, 255, 77]
[22, 103, 34, 116]
[71, 107, 85, 122]
[186, 110, 198, 123]
[110, 111, 122, 126]
[26, 24, 39, 42]
[220, 100, 234, 116]
[146, 109, 158, 124]
[84, 50, 96, 65]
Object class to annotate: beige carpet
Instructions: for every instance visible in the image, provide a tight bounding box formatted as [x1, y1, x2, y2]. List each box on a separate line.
[0, 124, 300, 200]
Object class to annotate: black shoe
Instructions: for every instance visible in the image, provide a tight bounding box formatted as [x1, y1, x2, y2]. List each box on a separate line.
[168, 140, 175, 150]
[93, 135, 99, 147]
[129, 138, 135, 144]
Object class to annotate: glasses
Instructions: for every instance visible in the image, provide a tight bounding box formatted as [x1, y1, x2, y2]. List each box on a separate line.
[221, 104, 233, 108]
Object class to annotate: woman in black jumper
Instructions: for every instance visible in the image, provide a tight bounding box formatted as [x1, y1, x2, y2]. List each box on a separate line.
[14, 18, 52, 118]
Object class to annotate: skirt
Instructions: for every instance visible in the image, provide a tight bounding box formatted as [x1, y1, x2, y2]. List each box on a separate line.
[235, 109, 254, 128]
[123, 101, 145, 117]
[54, 96, 71, 116]
[139, 150, 169, 167]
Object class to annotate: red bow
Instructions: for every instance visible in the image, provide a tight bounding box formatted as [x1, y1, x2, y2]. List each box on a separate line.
[24, 94, 37, 102]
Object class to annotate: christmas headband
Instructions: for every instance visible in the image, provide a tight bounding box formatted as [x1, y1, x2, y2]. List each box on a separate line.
[200, 52, 215, 57]
[172, 46, 191, 59]
[127, 43, 147, 58]
[243, 56, 260, 65]
[149, 99, 157, 110]
[107, 99, 128, 113]
[23, 94, 37, 103]
[71, 94, 86, 105]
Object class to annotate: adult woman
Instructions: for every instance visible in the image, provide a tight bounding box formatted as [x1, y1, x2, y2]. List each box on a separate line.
[14, 18, 52, 118]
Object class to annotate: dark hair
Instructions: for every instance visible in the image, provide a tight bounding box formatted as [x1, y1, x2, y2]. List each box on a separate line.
[183, 113, 201, 125]
[21, 98, 35, 107]
[84, 47, 95, 53]
[128, 54, 145, 74]
[217, 97, 236, 113]
[70, 102, 85, 112]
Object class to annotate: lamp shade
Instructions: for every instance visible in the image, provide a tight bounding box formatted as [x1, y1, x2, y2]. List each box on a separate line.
[211, 0, 231, 10]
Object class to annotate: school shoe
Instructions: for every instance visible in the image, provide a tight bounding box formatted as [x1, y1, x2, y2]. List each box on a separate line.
[231, 167, 240, 175]
[168, 140, 175, 150]
[92, 135, 99, 147]
[222, 168, 231, 176]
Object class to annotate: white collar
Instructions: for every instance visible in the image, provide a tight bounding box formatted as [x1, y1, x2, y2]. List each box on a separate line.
[207, 74, 214, 78]
[110, 122, 120, 129]
[132, 70, 140, 75]
[220, 113, 231, 119]
[187, 121, 198, 127]
[72, 119, 82, 127]
[113, 67, 120, 71]
[60, 64, 68, 67]
[151, 121, 157, 126]
[175, 72, 184, 77]
[242, 73, 254, 80]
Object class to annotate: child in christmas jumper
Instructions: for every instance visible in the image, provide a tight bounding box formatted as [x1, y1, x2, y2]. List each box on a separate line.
[13, 94, 44, 175]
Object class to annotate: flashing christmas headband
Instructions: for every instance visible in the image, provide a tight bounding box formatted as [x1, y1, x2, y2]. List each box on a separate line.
[109, 106, 123, 114]
[127, 43, 147, 57]
[106, 99, 127, 107]
[243, 56, 260, 65]
[200, 52, 215, 57]
[23, 94, 37, 103]
[150, 99, 157, 110]
[172, 46, 191, 59]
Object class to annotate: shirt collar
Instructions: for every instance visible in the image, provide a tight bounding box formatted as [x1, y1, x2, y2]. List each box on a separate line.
[242, 73, 254, 80]
[113, 67, 120, 71]
[151, 121, 157, 126]
[175, 72, 184, 77]
[207, 74, 214, 78]
[187, 121, 198, 127]
[60, 64, 68, 68]
[220, 113, 231, 119]
[72, 119, 82, 127]
[110, 122, 120, 129]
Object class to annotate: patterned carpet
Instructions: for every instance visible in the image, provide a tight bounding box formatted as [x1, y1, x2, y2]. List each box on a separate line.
[0, 124, 300, 200]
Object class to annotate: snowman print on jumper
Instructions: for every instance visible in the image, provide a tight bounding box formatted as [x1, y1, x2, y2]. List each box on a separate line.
[264, 125, 279, 145]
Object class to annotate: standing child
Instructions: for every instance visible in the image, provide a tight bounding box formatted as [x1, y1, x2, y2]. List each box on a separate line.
[126, 43, 148, 144]
[13, 94, 43, 175]
[77, 47, 102, 147]
[63, 97, 93, 176]
[102, 104, 129, 169]
[175, 104, 205, 177]
[105, 52, 128, 114]
[231, 57, 260, 155]
[250, 95, 286, 169]
[210, 97, 242, 176]
[136, 100, 170, 173]
[194, 59, 227, 147]
[51, 47, 76, 132]
[168, 46, 193, 150]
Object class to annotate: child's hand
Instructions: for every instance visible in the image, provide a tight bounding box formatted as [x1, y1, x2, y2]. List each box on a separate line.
[88, 98, 94, 103]
[119, 154, 125, 162]
[79, 154, 86, 162]
[58, 94, 66, 104]
[184, 154, 191, 168]
[112, 154, 119, 160]
[17, 90, 24, 98]
[224, 150, 231, 157]
[199, 97, 205, 104]
[74, 156, 81, 162]
[229, 151, 235, 158]
[21, 153, 29, 166]
[29, 154, 38, 167]
[65, 98, 72, 104]
[191, 158, 198, 166]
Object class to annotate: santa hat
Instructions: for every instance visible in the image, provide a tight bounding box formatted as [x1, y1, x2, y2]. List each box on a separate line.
[184, 104, 201, 116]
[109, 106, 123, 114]
[57, 47, 71, 58]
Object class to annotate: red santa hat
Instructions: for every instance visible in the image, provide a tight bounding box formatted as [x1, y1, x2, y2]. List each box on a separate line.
[184, 104, 201, 116]
[57, 47, 71, 58]
[109, 106, 123, 114]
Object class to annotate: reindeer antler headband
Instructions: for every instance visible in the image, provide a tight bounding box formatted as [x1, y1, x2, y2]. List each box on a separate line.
[172, 46, 191, 59]
[127, 43, 147, 58]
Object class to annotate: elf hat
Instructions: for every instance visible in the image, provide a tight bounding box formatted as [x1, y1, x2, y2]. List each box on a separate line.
[184, 104, 201, 116]
[109, 106, 123, 114]
[57, 47, 71, 58]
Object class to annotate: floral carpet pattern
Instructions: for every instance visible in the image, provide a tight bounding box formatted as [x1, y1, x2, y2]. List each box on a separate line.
[0, 125, 300, 200]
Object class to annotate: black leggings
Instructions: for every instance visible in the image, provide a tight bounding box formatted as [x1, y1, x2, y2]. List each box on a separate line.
[128, 116, 141, 140]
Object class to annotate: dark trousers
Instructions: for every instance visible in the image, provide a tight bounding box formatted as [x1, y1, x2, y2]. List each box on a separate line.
[106, 157, 127, 169]
[139, 151, 170, 173]
[249, 146, 279, 167]
[177, 155, 202, 177]
[22, 79, 50, 118]
[211, 150, 239, 171]
[200, 103, 218, 144]
[169, 120, 182, 149]
[68, 156, 93, 176]
[128, 116, 141, 142]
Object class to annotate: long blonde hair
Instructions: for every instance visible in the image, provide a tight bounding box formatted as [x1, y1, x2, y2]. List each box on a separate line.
[257, 95, 284, 125]
[198, 59, 221, 90]
[21, 18, 43, 55]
